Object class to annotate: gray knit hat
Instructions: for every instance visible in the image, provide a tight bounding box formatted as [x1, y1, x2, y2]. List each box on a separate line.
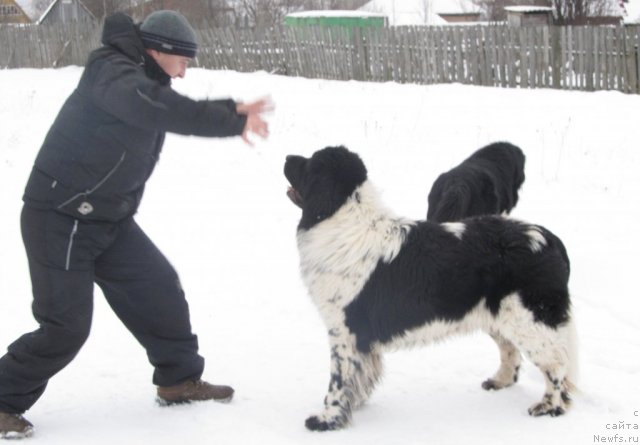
[140, 10, 198, 58]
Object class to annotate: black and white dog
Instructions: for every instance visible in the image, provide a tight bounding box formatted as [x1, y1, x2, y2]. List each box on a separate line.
[284, 146, 576, 431]
[427, 142, 525, 222]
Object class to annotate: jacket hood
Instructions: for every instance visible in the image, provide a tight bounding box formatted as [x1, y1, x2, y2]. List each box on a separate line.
[101, 12, 145, 61]
[99, 12, 170, 85]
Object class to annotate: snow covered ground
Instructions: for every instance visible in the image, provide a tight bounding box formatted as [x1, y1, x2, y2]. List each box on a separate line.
[0, 67, 639, 445]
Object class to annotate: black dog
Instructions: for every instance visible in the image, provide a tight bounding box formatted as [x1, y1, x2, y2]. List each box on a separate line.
[285, 146, 575, 431]
[427, 142, 525, 222]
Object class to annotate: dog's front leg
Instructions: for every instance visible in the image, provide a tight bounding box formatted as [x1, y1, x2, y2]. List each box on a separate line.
[306, 341, 355, 431]
[306, 336, 382, 432]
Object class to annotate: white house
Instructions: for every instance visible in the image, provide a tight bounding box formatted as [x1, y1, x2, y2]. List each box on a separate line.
[359, 0, 481, 25]
[622, 0, 640, 23]
[6, 0, 94, 25]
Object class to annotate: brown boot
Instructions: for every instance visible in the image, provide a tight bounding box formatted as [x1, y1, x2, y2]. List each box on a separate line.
[157, 379, 234, 406]
[0, 412, 34, 439]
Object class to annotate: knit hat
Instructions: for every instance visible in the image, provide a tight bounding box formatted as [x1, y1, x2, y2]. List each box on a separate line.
[140, 10, 198, 58]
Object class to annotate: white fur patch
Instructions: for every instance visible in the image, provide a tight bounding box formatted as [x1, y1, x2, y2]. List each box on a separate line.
[441, 221, 466, 240]
[297, 180, 414, 327]
[526, 226, 548, 253]
[380, 293, 574, 378]
[492, 294, 573, 375]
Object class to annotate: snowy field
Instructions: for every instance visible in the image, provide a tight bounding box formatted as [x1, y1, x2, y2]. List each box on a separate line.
[0, 67, 639, 445]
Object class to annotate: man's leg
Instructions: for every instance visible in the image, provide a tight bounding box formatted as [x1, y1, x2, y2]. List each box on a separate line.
[94, 219, 233, 403]
[94, 218, 205, 387]
[0, 207, 94, 415]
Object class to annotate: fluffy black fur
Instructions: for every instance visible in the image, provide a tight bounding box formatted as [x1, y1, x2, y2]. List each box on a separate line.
[427, 142, 526, 222]
[344, 214, 571, 352]
[284, 146, 574, 431]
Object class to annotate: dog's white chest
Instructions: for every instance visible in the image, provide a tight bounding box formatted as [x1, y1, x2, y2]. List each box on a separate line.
[296, 182, 412, 326]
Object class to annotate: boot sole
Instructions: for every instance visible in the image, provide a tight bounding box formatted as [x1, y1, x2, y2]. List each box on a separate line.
[156, 395, 233, 407]
[0, 426, 34, 440]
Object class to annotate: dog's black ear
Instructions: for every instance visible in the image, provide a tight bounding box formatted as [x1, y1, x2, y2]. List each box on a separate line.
[331, 146, 368, 192]
[299, 176, 337, 230]
[429, 183, 471, 222]
[477, 175, 500, 214]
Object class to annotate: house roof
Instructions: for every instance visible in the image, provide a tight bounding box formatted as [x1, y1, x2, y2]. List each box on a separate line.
[13, 0, 55, 23]
[504, 6, 553, 13]
[13, 0, 94, 24]
[360, 0, 480, 25]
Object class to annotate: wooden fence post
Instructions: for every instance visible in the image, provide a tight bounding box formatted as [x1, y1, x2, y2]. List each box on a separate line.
[551, 26, 562, 89]
[625, 25, 640, 94]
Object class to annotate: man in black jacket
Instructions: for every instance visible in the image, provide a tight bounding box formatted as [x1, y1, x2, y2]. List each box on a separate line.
[0, 10, 271, 439]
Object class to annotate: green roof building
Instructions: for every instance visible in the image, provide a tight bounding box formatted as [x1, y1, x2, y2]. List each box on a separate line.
[284, 10, 387, 29]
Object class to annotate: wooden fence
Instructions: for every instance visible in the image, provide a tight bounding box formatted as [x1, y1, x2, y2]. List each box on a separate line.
[1, 23, 101, 69]
[2, 22, 639, 93]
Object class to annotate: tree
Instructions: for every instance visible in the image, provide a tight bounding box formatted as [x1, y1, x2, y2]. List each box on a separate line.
[472, 0, 549, 22]
[81, 0, 140, 20]
[472, 0, 621, 23]
[550, 0, 621, 24]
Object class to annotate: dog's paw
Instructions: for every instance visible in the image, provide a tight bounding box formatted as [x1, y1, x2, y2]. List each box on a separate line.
[528, 400, 566, 417]
[305, 414, 348, 431]
[481, 378, 513, 391]
[482, 364, 520, 391]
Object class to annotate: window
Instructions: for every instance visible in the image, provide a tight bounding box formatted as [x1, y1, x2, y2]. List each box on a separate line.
[0, 5, 21, 16]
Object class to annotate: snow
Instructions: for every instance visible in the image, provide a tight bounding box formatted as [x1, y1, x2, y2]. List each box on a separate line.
[1, 67, 640, 445]
[360, 0, 480, 25]
[504, 6, 554, 13]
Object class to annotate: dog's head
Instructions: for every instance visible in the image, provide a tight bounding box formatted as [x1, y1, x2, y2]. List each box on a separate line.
[284, 146, 367, 230]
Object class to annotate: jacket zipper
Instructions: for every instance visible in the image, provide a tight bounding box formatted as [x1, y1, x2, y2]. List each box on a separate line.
[65, 219, 79, 271]
[57, 151, 127, 210]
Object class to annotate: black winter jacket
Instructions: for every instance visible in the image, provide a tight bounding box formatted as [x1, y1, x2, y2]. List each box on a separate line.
[24, 13, 247, 222]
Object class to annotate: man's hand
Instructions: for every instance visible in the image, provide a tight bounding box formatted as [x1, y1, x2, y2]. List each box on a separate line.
[237, 97, 274, 146]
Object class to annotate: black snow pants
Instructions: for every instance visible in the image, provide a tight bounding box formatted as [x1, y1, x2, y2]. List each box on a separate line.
[0, 205, 204, 414]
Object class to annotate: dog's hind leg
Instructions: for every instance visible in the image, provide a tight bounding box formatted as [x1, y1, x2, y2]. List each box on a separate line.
[527, 365, 572, 417]
[502, 321, 575, 417]
[492, 294, 576, 417]
[524, 322, 576, 417]
[305, 338, 383, 431]
[482, 331, 522, 391]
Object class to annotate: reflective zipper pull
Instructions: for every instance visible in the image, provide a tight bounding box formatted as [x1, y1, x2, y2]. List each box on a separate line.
[65, 220, 79, 271]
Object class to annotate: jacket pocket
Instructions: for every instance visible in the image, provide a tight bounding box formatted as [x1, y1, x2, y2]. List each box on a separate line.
[35, 210, 117, 271]
[55, 151, 126, 219]
[21, 209, 87, 271]
[39, 212, 84, 270]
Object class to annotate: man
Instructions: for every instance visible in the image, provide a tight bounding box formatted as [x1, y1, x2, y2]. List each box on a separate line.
[0, 10, 271, 439]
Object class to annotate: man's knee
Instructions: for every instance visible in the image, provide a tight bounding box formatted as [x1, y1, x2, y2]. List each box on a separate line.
[54, 321, 92, 351]
[10, 318, 91, 360]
